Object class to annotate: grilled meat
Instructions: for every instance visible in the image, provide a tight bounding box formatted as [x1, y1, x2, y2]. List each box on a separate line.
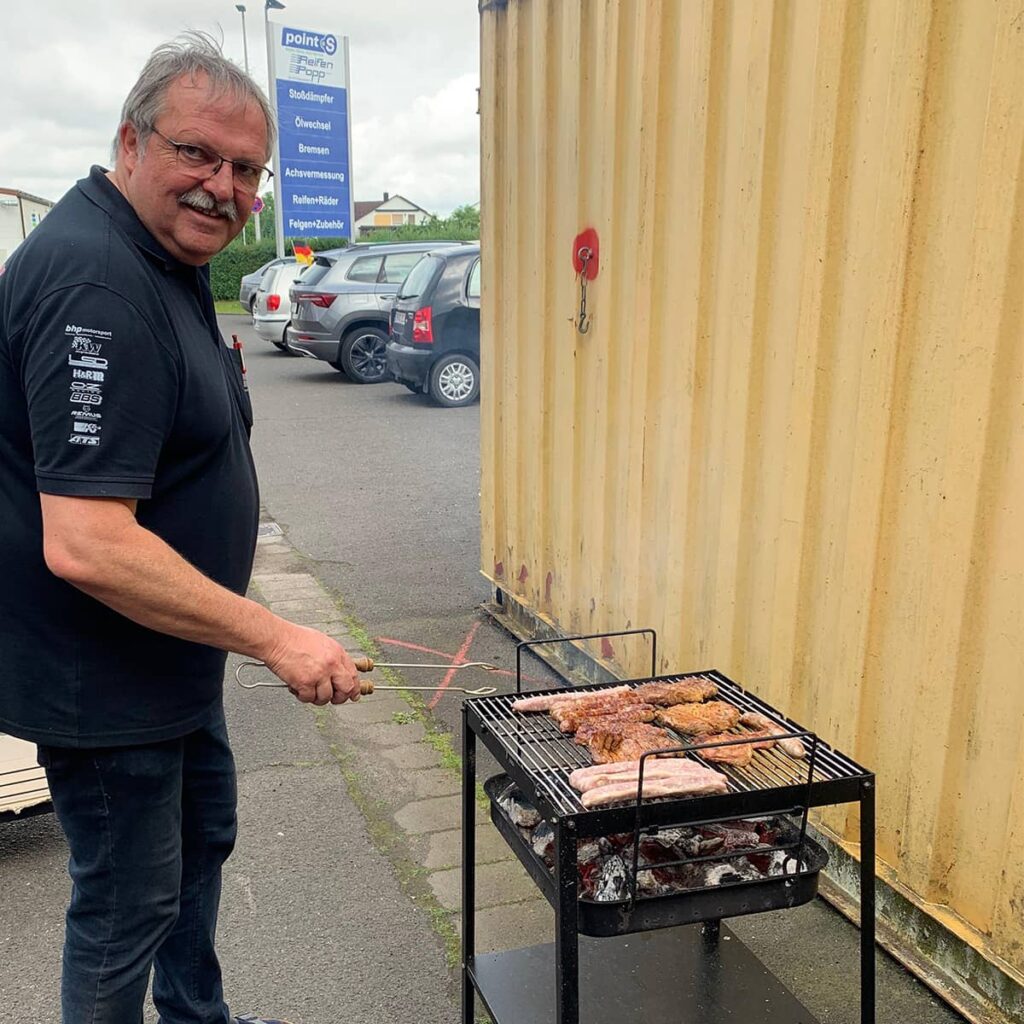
[655, 701, 741, 735]
[689, 733, 755, 766]
[511, 685, 632, 713]
[633, 677, 719, 705]
[585, 722, 680, 764]
[569, 758, 727, 794]
[581, 771, 730, 809]
[549, 690, 642, 732]
[739, 711, 807, 758]
[572, 705, 657, 742]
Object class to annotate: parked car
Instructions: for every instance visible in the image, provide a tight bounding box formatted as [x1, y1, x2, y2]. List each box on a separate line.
[286, 241, 467, 383]
[386, 245, 481, 407]
[238, 256, 290, 313]
[252, 260, 308, 349]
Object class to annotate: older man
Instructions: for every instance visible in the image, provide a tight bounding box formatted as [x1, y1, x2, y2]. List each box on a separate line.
[0, 33, 356, 1024]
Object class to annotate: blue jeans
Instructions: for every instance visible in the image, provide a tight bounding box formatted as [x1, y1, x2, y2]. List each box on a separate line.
[38, 709, 237, 1024]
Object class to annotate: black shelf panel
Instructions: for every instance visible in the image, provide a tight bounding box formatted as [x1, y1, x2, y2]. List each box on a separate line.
[470, 925, 821, 1024]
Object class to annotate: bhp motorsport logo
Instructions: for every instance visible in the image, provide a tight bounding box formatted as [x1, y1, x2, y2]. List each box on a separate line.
[281, 28, 337, 55]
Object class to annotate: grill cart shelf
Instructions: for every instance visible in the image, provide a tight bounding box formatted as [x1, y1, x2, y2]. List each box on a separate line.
[461, 631, 876, 1024]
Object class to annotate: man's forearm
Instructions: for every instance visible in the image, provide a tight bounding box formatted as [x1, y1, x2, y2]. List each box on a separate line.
[41, 495, 283, 659]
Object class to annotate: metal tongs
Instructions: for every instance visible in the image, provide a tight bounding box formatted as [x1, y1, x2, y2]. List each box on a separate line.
[235, 656, 499, 696]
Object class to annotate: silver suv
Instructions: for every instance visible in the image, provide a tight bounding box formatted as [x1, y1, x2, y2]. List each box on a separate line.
[286, 241, 464, 383]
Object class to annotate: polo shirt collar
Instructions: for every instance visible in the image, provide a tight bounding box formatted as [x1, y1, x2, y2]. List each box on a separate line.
[77, 165, 191, 273]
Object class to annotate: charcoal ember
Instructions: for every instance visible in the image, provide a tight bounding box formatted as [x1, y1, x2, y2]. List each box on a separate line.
[592, 855, 630, 902]
[703, 858, 764, 887]
[700, 822, 761, 851]
[759, 849, 803, 876]
[531, 822, 555, 865]
[575, 838, 606, 864]
[498, 786, 540, 828]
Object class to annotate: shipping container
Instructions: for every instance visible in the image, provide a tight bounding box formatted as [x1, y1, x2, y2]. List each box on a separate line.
[479, 1, 1024, 1019]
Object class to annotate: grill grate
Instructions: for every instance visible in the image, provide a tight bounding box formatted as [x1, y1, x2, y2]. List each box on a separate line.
[471, 670, 869, 817]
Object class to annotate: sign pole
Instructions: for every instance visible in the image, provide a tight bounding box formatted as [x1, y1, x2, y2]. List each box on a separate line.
[265, 14, 285, 258]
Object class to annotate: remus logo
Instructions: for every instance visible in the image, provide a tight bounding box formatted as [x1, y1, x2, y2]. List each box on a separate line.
[281, 27, 338, 56]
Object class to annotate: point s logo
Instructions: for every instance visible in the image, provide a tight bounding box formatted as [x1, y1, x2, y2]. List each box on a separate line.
[281, 27, 338, 56]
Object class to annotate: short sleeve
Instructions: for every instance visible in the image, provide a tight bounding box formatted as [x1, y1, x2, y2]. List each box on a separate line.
[16, 284, 180, 499]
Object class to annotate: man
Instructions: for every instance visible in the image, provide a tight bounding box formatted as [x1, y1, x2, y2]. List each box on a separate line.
[0, 33, 358, 1024]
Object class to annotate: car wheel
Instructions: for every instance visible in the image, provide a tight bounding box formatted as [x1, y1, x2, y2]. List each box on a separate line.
[248, 296, 257, 318]
[339, 327, 389, 383]
[429, 354, 479, 407]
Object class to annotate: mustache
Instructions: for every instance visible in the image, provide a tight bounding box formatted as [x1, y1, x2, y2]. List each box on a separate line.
[178, 186, 239, 223]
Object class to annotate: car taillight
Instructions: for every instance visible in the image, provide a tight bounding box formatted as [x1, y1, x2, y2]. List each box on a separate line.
[412, 306, 433, 343]
[296, 292, 336, 308]
[267, 294, 281, 312]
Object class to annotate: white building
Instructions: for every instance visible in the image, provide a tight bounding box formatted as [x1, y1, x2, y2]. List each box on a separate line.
[0, 188, 54, 263]
[353, 192, 432, 239]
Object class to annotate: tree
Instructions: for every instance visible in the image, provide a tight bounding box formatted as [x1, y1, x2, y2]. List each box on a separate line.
[447, 204, 480, 232]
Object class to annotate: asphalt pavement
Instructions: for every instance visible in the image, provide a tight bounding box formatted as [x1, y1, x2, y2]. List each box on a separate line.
[0, 314, 967, 1023]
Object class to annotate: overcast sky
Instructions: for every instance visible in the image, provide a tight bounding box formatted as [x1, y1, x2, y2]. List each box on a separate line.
[0, 0, 480, 216]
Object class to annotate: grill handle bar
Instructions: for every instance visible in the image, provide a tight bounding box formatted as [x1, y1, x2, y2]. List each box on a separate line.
[514, 628, 658, 694]
[627, 728, 818, 908]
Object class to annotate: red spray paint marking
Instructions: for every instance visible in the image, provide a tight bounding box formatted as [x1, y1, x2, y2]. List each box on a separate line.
[601, 637, 615, 660]
[518, 564, 529, 583]
[430, 621, 481, 709]
[374, 635, 545, 685]
[494, 561, 504, 578]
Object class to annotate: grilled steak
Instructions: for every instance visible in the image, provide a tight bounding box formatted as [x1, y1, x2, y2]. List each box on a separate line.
[572, 705, 657, 741]
[739, 711, 807, 758]
[688, 733, 755, 766]
[585, 722, 680, 764]
[633, 677, 719, 705]
[511, 685, 632, 713]
[655, 701, 741, 735]
[549, 690, 642, 732]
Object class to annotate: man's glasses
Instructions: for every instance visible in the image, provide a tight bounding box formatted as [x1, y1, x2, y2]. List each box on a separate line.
[148, 127, 273, 192]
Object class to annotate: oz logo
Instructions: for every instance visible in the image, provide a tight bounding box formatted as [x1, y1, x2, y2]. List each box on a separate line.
[321, 34, 337, 55]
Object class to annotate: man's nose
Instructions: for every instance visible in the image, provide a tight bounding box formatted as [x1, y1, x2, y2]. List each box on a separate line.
[203, 161, 236, 202]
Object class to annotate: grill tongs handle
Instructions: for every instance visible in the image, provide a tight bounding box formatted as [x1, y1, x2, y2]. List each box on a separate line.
[234, 658, 498, 696]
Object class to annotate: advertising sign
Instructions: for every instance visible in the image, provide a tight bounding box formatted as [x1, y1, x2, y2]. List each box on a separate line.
[267, 23, 353, 242]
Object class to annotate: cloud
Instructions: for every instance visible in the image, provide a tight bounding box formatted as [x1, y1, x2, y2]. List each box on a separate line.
[0, 0, 479, 215]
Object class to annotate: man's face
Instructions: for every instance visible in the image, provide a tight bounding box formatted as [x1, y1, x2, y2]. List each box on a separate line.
[117, 73, 268, 266]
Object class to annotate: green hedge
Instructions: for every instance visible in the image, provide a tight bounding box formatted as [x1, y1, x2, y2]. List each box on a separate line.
[209, 237, 347, 301]
[357, 224, 479, 244]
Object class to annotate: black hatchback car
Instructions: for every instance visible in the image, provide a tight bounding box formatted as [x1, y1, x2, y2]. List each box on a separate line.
[386, 246, 480, 407]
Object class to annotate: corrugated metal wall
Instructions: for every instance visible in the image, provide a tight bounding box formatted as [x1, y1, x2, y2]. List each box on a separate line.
[480, 0, 1024, 993]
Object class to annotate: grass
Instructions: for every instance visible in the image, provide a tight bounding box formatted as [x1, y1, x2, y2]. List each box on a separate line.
[215, 300, 247, 315]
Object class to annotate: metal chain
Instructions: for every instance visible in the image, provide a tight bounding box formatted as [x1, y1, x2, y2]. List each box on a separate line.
[576, 246, 593, 334]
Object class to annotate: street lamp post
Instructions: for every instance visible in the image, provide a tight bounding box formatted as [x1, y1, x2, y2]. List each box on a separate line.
[234, 4, 261, 243]
[265, 0, 286, 258]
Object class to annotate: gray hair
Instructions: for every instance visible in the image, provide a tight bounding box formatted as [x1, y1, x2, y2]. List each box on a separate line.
[111, 30, 275, 163]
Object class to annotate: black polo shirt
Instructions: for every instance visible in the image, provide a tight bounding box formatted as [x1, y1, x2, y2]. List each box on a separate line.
[0, 166, 259, 747]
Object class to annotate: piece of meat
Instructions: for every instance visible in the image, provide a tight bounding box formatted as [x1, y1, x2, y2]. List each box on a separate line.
[581, 772, 730, 809]
[549, 691, 642, 732]
[689, 733, 754, 767]
[739, 711, 807, 758]
[585, 723, 681, 764]
[569, 759, 693, 789]
[633, 677, 719, 705]
[570, 760, 727, 794]
[572, 705, 657, 741]
[511, 685, 631, 713]
[655, 701, 741, 735]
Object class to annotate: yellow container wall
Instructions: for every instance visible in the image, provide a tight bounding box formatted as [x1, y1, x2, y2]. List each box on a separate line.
[480, 0, 1024, 980]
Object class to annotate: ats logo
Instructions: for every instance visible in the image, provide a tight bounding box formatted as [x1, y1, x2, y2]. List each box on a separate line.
[281, 27, 337, 56]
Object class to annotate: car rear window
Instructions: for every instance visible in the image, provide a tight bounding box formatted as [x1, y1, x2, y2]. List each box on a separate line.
[346, 255, 383, 283]
[296, 258, 335, 289]
[398, 255, 444, 299]
[467, 258, 481, 299]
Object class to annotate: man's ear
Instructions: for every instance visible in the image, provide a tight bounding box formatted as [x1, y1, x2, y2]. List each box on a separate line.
[118, 122, 141, 173]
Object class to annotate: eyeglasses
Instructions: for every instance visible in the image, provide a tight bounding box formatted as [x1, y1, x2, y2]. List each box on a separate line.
[148, 127, 274, 192]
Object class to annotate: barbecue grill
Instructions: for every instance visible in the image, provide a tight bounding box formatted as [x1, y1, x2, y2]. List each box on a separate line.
[461, 630, 876, 1024]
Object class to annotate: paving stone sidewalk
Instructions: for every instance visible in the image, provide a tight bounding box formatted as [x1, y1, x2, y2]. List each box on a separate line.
[250, 520, 551, 967]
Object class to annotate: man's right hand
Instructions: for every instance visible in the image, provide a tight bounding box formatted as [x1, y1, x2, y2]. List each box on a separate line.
[262, 623, 362, 706]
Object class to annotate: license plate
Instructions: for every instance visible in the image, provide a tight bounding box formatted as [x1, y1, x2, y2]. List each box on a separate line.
[393, 311, 406, 326]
